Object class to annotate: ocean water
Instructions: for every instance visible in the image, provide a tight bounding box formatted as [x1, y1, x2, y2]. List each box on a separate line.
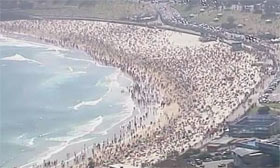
[0, 36, 134, 168]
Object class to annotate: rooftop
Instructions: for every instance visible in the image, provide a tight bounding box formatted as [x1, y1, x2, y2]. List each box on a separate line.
[238, 139, 258, 147]
[232, 147, 260, 157]
[210, 136, 235, 145]
[234, 115, 279, 126]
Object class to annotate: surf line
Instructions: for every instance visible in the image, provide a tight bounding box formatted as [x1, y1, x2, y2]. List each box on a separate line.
[71, 70, 122, 110]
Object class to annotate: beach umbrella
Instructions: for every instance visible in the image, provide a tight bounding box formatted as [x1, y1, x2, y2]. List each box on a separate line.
[189, 14, 195, 18]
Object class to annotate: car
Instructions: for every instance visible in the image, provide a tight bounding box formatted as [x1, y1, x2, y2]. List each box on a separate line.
[269, 85, 276, 90]
[214, 152, 222, 156]
[261, 94, 269, 98]
[212, 156, 221, 161]
[204, 158, 212, 162]
[218, 163, 226, 167]
[195, 159, 203, 165]
[271, 82, 277, 87]
[222, 151, 231, 155]
[222, 155, 229, 159]
[264, 89, 273, 93]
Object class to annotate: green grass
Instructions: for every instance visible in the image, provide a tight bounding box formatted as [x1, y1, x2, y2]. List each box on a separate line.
[247, 104, 280, 115]
[247, 106, 259, 115]
[264, 103, 280, 110]
[172, 4, 280, 36]
[14, 0, 156, 20]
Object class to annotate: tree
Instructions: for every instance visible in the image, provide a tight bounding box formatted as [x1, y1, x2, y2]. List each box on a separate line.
[182, 148, 201, 159]
[198, 152, 212, 160]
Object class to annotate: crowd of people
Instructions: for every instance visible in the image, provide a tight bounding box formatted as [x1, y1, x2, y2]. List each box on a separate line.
[0, 20, 274, 168]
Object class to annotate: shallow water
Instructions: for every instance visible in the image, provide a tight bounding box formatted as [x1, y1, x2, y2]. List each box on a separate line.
[0, 36, 134, 168]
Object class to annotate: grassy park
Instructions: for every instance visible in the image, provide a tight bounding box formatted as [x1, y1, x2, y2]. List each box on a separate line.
[1, 0, 156, 20]
[173, 4, 280, 37]
[247, 104, 280, 115]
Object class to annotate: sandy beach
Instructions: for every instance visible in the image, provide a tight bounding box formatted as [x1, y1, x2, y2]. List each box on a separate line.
[0, 20, 272, 167]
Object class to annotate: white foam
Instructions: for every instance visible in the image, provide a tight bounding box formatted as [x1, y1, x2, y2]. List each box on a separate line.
[106, 70, 121, 86]
[97, 88, 135, 136]
[55, 52, 96, 65]
[71, 70, 121, 110]
[16, 134, 26, 140]
[38, 132, 51, 138]
[67, 66, 86, 74]
[21, 116, 103, 168]
[0, 38, 42, 48]
[95, 70, 122, 92]
[68, 66, 74, 72]
[70, 70, 123, 110]
[15, 134, 37, 147]
[41, 73, 79, 89]
[114, 96, 135, 127]
[0, 34, 66, 51]
[0, 36, 105, 69]
[72, 97, 103, 110]
[0, 54, 42, 65]
[45, 136, 69, 143]
[46, 116, 103, 144]
[73, 71, 87, 74]
[72, 116, 103, 136]
[45, 45, 67, 52]
[65, 56, 95, 64]
[20, 70, 134, 168]
[21, 70, 135, 167]
[27, 137, 36, 146]
[52, 52, 108, 69]
[0, 35, 43, 48]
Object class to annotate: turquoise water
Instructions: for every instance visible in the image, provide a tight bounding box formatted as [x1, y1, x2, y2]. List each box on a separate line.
[0, 36, 134, 167]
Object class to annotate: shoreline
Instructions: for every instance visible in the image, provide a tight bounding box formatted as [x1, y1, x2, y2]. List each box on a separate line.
[0, 34, 148, 168]
[1, 31, 169, 167]
[0, 19, 269, 167]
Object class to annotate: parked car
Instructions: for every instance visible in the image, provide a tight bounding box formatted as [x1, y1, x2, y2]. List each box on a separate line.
[204, 158, 212, 162]
[218, 163, 226, 167]
[264, 89, 273, 94]
[195, 159, 203, 165]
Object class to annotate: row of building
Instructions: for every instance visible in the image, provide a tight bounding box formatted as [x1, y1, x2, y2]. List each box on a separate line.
[205, 113, 280, 168]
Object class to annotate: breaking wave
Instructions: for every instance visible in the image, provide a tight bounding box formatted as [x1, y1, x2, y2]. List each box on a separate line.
[0, 54, 42, 65]
[21, 116, 103, 168]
